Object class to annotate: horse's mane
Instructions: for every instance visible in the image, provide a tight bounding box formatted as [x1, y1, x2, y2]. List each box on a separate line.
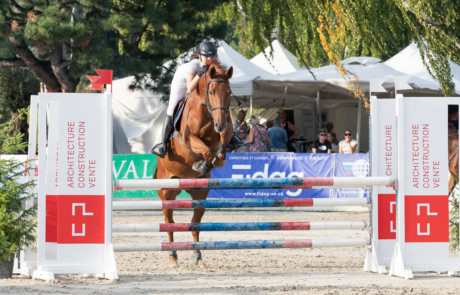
[207, 58, 228, 79]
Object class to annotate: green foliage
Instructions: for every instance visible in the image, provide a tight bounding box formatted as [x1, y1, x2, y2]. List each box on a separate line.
[231, 0, 458, 96]
[0, 108, 28, 154]
[0, 68, 40, 112]
[0, 109, 37, 263]
[0, 0, 229, 93]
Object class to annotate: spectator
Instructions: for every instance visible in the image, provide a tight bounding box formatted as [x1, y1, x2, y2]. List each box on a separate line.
[312, 129, 332, 153]
[327, 132, 339, 153]
[267, 118, 288, 152]
[339, 129, 358, 153]
[233, 110, 248, 136]
[236, 127, 250, 153]
[246, 115, 270, 153]
[278, 111, 301, 152]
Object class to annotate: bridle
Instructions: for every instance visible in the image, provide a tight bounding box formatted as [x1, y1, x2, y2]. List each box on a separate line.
[203, 73, 230, 119]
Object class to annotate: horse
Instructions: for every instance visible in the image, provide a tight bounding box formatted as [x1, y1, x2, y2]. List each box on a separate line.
[154, 60, 234, 266]
[448, 123, 459, 195]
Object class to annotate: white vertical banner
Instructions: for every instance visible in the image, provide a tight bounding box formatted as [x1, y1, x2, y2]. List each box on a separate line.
[364, 96, 396, 274]
[34, 93, 115, 280]
[390, 95, 460, 279]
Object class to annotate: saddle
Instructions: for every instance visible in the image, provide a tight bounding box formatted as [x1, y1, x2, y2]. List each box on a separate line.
[168, 93, 189, 141]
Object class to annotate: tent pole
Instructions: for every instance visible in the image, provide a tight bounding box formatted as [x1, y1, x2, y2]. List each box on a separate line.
[316, 92, 321, 135]
[356, 99, 363, 153]
[250, 96, 253, 117]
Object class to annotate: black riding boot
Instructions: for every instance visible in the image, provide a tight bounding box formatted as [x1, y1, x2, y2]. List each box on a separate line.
[151, 115, 173, 158]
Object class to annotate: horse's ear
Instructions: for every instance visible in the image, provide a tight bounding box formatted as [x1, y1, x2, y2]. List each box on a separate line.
[209, 66, 217, 79]
[226, 66, 233, 79]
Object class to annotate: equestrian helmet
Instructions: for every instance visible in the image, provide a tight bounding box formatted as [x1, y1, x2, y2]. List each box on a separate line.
[198, 41, 217, 57]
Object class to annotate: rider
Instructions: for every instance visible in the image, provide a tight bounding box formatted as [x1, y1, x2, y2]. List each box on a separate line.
[153, 41, 218, 158]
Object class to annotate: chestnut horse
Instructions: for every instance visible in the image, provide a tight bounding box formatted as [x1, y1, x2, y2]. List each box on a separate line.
[154, 61, 233, 266]
[448, 123, 459, 195]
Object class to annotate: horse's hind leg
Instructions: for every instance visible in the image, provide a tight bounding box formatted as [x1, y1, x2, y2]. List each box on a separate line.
[186, 187, 209, 266]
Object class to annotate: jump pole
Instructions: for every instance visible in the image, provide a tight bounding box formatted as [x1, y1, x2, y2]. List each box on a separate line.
[113, 238, 370, 252]
[112, 221, 368, 233]
[112, 197, 370, 210]
[114, 177, 393, 191]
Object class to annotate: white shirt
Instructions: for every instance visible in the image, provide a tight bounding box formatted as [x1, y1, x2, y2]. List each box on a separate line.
[167, 59, 203, 115]
[339, 139, 357, 153]
[170, 59, 203, 93]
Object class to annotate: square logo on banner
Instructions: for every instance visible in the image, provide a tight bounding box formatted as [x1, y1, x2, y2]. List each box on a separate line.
[57, 195, 105, 244]
[405, 195, 449, 243]
[378, 194, 396, 239]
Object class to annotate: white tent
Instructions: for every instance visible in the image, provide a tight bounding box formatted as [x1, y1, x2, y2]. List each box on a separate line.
[385, 42, 460, 93]
[217, 40, 274, 97]
[252, 61, 443, 110]
[250, 40, 303, 75]
[341, 56, 381, 66]
[111, 40, 273, 153]
[251, 58, 450, 152]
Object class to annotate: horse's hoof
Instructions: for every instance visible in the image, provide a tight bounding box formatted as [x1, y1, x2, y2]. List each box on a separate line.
[199, 163, 211, 175]
[192, 160, 205, 173]
[192, 252, 202, 265]
[196, 261, 207, 268]
[212, 158, 226, 168]
[169, 251, 179, 266]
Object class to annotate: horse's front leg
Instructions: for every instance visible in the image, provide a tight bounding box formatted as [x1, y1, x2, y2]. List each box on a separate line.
[189, 134, 214, 175]
[213, 116, 233, 168]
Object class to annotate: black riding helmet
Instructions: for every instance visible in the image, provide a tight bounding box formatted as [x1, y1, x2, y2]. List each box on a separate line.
[198, 41, 217, 57]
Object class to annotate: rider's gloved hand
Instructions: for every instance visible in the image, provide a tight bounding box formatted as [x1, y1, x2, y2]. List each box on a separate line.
[197, 65, 208, 77]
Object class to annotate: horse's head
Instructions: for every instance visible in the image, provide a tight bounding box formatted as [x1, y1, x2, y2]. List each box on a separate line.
[200, 62, 233, 133]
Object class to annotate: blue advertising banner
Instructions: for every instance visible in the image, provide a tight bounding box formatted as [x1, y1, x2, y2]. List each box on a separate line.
[333, 153, 370, 198]
[209, 153, 333, 199]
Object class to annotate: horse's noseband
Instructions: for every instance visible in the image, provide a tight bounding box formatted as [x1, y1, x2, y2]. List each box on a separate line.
[203, 74, 230, 119]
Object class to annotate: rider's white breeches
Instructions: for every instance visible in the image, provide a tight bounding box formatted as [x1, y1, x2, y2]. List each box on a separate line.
[167, 87, 187, 116]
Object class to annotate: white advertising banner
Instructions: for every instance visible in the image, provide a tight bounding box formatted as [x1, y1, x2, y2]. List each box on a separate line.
[35, 93, 114, 278]
[367, 97, 396, 272]
[390, 95, 460, 278]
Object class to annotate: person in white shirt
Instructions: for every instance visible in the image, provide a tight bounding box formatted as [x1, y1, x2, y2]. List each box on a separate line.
[154, 41, 218, 158]
[338, 129, 358, 153]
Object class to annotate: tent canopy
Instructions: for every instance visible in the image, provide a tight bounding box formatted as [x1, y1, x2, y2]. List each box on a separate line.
[385, 42, 460, 93]
[218, 40, 274, 96]
[250, 40, 303, 75]
[251, 59, 449, 109]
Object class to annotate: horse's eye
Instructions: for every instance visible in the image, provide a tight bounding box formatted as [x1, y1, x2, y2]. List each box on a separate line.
[210, 91, 213, 95]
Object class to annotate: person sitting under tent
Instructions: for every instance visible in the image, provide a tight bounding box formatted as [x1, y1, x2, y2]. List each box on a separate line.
[233, 110, 248, 136]
[153, 41, 218, 158]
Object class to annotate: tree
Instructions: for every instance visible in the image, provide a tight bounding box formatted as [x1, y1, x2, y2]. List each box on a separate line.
[0, 68, 39, 141]
[232, 0, 459, 102]
[0, 0, 229, 93]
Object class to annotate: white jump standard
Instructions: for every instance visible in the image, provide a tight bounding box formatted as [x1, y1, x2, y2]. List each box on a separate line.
[27, 84, 460, 281]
